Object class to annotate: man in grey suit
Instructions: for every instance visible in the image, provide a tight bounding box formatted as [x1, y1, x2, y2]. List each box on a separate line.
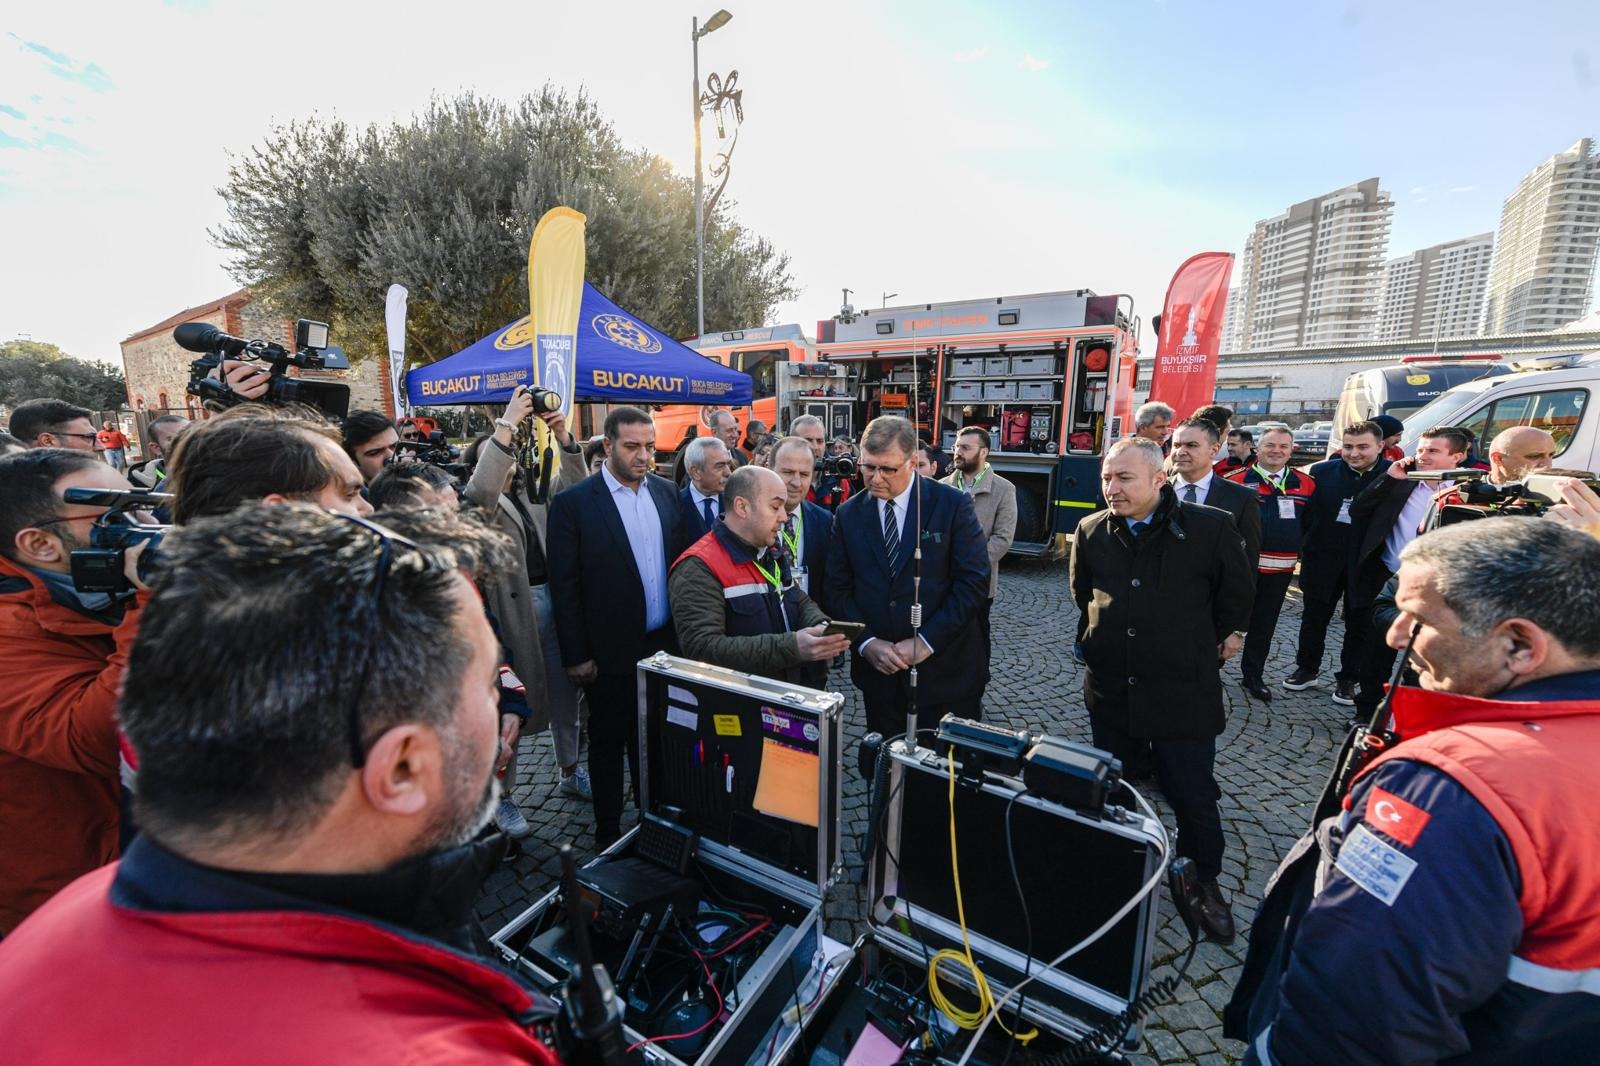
[941, 426, 1016, 684]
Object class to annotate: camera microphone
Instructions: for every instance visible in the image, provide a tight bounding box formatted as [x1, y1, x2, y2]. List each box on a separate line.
[173, 322, 250, 356]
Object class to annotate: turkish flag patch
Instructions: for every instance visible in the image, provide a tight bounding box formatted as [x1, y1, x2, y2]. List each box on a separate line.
[1364, 787, 1431, 847]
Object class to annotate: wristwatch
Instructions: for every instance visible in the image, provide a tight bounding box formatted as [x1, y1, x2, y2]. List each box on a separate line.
[494, 417, 516, 431]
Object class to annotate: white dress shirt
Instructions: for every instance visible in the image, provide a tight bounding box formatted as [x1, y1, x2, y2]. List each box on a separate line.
[863, 475, 932, 656]
[1177, 469, 1215, 504]
[602, 465, 669, 632]
[689, 482, 720, 524]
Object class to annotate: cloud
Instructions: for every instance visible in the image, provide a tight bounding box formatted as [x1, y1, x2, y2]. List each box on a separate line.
[952, 46, 989, 64]
[8, 34, 115, 94]
[1018, 53, 1050, 72]
[1408, 185, 1427, 195]
[0, 105, 24, 120]
[1449, 184, 1476, 193]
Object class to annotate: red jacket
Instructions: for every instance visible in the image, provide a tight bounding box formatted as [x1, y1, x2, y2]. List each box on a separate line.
[0, 862, 565, 1064]
[0, 555, 139, 933]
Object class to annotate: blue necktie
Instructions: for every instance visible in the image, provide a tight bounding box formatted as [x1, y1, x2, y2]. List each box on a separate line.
[702, 497, 715, 527]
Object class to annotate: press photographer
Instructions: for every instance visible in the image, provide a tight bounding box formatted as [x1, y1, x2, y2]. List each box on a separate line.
[1231, 518, 1600, 1064]
[176, 318, 350, 419]
[0, 504, 564, 1063]
[0, 450, 150, 935]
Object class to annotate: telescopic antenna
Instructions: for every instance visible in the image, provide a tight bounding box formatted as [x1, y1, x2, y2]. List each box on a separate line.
[906, 328, 925, 749]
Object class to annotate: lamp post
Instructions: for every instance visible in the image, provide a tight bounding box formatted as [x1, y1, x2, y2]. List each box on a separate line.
[693, 8, 732, 340]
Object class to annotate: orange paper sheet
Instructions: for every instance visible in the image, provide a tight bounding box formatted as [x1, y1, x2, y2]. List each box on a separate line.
[753, 738, 820, 828]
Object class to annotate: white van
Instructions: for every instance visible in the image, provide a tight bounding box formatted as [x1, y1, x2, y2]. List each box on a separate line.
[1396, 355, 1598, 472]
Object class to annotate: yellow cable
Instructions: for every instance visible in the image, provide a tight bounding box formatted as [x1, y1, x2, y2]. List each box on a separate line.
[926, 747, 1038, 1045]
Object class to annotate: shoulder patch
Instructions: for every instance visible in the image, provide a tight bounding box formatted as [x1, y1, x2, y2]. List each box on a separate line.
[1365, 786, 1430, 847]
[1335, 824, 1418, 906]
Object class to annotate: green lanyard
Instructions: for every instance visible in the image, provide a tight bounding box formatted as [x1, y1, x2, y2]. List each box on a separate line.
[954, 463, 988, 493]
[780, 509, 803, 560]
[751, 555, 783, 593]
[1252, 464, 1288, 494]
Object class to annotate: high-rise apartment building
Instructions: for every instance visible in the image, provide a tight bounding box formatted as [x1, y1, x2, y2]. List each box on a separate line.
[1233, 178, 1393, 350]
[1376, 233, 1494, 342]
[1482, 138, 1600, 334]
[1220, 288, 1245, 353]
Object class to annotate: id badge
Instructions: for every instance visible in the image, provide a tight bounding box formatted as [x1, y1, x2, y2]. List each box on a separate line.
[1336, 499, 1353, 524]
[1278, 497, 1298, 521]
[793, 565, 809, 594]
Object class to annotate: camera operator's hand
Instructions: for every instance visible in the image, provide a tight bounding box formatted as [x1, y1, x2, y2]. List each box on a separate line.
[218, 360, 272, 401]
[497, 713, 521, 774]
[122, 540, 154, 594]
[795, 624, 851, 662]
[505, 386, 536, 426]
[536, 409, 575, 447]
[1549, 478, 1600, 540]
[566, 659, 599, 687]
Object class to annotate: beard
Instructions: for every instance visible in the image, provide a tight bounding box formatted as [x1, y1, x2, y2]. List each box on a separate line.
[416, 728, 501, 854]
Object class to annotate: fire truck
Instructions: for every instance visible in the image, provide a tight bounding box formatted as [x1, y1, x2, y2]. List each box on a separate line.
[655, 325, 821, 451]
[814, 290, 1140, 556]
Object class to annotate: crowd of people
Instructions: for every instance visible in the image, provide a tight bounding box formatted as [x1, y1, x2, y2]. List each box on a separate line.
[1, 382, 1598, 1062]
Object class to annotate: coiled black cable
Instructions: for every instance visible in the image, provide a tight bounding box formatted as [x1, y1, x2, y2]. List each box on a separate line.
[1040, 938, 1199, 1065]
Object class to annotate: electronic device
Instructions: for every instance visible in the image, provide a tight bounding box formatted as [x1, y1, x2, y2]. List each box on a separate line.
[633, 811, 697, 876]
[822, 619, 867, 640]
[934, 714, 1040, 777]
[1022, 736, 1121, 811]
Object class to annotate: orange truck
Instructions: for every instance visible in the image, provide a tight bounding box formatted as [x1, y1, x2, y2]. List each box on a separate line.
[659, 324, 821, 451]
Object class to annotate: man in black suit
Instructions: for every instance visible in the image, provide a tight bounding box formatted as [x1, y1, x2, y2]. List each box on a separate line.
[1071, 437, 1254, 942]
[771, 436, 833, 611]
[1343, 425, 1470, 724]
[547, 406, 687, 849]
[1168, 417, 1261, 569]
[677, 436, 733, 540]
[824, 416, 990, 739]
[1286, 420, 1385, 703]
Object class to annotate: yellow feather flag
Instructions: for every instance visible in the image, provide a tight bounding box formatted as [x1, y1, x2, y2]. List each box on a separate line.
[526, 206, 587, 491]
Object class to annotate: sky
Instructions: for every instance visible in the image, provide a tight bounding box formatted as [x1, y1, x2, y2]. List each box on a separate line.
[2, 0, 1598, 364]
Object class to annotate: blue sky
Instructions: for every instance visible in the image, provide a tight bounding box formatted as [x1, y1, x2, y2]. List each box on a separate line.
[2, 0, 1597, 362]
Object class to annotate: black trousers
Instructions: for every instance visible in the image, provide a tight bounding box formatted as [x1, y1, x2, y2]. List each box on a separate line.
[1091, 712, 1226, 882]
[1295, 561, 1359, 681]
[583, 627, 675, 847]
[1241, 572, 1295, 686]
[864, 688, 981, 742]
[1349, 603, 1398, 722]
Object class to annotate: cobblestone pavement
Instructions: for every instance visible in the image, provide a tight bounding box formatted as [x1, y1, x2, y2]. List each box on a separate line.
[476, 559, 1355, 1064]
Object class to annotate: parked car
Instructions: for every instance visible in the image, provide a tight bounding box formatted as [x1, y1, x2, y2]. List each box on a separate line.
[1292, 425, 1331, 461]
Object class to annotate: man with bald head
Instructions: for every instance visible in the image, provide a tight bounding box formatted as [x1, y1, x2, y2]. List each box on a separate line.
[670, 464, 848, 685]
[1487, 426, 1557, 484]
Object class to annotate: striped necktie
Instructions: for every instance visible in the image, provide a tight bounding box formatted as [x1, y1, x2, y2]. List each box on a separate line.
[883, 498, 900, 561]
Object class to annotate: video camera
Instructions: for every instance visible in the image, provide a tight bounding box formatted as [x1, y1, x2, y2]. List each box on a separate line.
[820, 453, 856, 478]
[63, 487, 171, 596]
[1406, 466, 1600, 527]
[177, 319, 351, 419]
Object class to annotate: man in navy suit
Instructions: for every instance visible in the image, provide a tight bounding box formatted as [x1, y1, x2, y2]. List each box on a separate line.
[547, 406, 686, 849]
[677, 436, 733, 540]
[771, 436, 833, 612]
[825, 416, 990, 739]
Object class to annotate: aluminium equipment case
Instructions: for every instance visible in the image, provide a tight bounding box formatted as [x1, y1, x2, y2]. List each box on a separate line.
[797, 738, 1166, 1064]
[490, 654, 849, 1065]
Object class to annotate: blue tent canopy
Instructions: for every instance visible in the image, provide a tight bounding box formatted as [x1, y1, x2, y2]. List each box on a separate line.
[405, 283, 752, 407]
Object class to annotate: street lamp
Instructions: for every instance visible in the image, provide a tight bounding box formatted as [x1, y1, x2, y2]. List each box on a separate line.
[693, 8, 732, 340]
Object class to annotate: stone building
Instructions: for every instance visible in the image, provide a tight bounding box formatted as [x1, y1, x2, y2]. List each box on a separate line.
[120, 288, 390, 424]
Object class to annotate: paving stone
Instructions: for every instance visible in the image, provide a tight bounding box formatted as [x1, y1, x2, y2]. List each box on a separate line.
[474, 561, 1345, 1065]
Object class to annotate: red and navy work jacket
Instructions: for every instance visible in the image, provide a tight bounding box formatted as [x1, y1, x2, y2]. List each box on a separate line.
[1248, 674, 1600, 1065]
[1222, 465, 1315, 575]
[672, 522, 805, 641]
[1213, 451, 1255, 478]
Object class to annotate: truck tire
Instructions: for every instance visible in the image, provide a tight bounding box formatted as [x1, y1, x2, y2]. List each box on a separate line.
[1014, 487, 1046, 544]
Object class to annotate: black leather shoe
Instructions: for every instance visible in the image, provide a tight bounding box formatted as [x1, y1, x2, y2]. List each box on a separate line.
[1244, 680, 1273, 702]
[1196, 880, 1236, 944]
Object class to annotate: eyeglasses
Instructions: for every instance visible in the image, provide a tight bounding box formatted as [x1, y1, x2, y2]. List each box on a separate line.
[335, 513, 425, 768]
[50, 431, 99, 443]
[858, 459, 910, 477]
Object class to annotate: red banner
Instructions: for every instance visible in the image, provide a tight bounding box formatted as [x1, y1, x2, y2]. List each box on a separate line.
[1147, 252, 1234, 420]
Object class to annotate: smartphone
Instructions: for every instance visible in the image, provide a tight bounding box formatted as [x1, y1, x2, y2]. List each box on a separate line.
[821, 620, 866, 640]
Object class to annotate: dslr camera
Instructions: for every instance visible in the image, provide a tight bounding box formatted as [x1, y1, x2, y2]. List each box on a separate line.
[178, 318, 351, 419]
[64, 487, 171, 596]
